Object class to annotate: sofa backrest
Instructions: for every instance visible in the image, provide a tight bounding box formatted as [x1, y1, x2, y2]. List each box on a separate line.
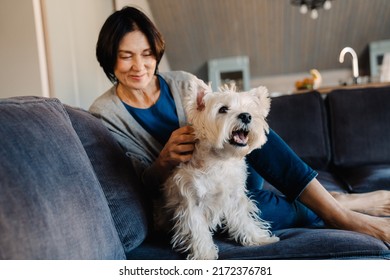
[327, 86, 390, 167]
[65, 105, 150, 258]
[268, 92, 331, 170]
[0, 96, 125, 259]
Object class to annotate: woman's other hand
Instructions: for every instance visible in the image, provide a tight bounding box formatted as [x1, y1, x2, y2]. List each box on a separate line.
[152, 125, 196, 183]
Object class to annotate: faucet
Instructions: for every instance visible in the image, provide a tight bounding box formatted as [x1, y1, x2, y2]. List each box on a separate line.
[339, 47, 359, 84]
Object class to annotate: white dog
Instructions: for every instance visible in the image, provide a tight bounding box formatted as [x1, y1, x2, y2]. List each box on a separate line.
[162, 84, 279, 260]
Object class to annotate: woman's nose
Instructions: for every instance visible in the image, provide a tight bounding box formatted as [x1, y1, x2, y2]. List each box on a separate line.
[132, 56, 143, 71]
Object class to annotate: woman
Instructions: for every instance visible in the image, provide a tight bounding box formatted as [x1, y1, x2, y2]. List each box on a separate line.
[90, 6, 390, 241]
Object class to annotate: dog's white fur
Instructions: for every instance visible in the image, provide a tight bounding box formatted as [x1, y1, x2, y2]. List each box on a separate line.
[162, 84, 279, 260]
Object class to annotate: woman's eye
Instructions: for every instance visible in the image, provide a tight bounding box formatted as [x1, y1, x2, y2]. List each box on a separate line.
[218, 106, 228, 114]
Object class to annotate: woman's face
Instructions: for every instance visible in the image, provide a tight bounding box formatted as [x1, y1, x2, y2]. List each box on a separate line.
[114, 30, 157, 91]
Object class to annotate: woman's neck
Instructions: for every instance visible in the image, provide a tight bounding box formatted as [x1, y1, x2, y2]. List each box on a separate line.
[116, 76, 160, 109]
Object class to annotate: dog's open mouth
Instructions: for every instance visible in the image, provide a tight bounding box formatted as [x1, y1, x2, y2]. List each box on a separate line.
[229, 129, 249, 146]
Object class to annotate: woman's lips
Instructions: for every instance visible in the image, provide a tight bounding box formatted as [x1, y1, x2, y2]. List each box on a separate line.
[130, 73, 145, 79]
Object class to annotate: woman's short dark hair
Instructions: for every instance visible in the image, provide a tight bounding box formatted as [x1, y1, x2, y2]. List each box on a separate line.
[96, 6, 165, 83]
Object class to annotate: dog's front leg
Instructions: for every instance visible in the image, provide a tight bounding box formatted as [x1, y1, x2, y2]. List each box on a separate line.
[224, 194, 279, 246]
[171, 204, 218, 260]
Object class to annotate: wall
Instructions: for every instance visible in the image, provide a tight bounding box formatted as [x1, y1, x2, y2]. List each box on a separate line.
[0, 0, 114, 109]
[0, 0, 43, 98]
[43, 0, 114, 109]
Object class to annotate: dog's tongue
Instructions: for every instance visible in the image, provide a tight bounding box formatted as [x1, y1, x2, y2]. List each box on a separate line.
[233, 131, 248, 145]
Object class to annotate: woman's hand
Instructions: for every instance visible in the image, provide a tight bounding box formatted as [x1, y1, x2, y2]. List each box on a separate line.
[152, 125, 196, 184]
[159, 125, 196, 168]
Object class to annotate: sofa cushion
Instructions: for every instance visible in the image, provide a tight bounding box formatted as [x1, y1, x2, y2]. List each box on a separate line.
[336, 165, 390, 193]
[0, 97, 124, 259]
[268, 92, 330, 170]
[218, 228, 390, 259]
[128, 228, 390, 259]
[65, 106, 150, 257]
[316, 170, 349, 193]
[327, 86, 390, 167]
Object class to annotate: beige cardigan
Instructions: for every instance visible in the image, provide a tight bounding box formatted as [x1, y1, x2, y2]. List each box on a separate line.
[89, 71, 208, 190]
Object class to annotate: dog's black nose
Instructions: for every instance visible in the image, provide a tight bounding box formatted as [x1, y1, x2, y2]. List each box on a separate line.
[238, 112, 252, 124]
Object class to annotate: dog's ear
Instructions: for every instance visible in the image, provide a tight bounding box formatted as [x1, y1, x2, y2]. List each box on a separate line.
[196, 90, 206, 111]
[249, 86, 271, 118]
[184, 90, 208, 124]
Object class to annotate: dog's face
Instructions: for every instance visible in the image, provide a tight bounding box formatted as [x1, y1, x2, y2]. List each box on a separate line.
[185, 85, 271, 158]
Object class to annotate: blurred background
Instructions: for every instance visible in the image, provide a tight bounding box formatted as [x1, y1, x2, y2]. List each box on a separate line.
[1, 0, 389, 108]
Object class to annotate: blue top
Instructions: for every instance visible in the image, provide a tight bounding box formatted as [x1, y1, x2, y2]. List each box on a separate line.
[122, 75, 179, 145]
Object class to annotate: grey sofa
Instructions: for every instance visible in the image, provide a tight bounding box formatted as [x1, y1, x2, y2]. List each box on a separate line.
[0, 85, 389, 259]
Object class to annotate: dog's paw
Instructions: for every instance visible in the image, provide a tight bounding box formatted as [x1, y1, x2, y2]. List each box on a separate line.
[258, 235, 279, 245]
[187, 245, 219, 260]
[241, 232, 280, 246]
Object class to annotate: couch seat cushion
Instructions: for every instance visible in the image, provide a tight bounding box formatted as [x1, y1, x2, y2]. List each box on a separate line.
[336, 165, 390, 193]
[316, 170, 349, 193]
[127, 228, 390, 260]
[0, 97, 124, 259]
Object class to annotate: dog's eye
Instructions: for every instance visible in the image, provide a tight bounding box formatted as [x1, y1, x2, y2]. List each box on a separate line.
[218, 106, 228, 114]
